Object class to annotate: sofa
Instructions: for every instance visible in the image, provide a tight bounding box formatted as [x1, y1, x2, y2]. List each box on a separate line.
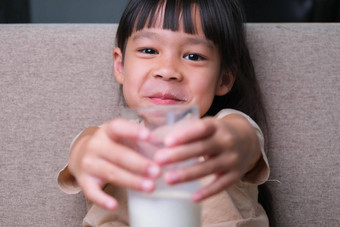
[0, 24, 339, 226]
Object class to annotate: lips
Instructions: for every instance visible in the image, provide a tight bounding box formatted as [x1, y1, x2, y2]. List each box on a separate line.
[140, 81, 189, 105]
[148, 92, 186, 105]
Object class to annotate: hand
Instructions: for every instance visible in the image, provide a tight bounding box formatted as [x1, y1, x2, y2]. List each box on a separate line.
[68, 119, 161, 210]
[153, 114, 261, 202]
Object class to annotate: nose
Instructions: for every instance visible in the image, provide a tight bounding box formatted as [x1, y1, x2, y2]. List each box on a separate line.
[153, 56, 183, 81]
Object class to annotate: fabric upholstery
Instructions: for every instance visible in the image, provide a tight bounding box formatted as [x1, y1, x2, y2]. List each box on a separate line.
[0, 24, 339, 226]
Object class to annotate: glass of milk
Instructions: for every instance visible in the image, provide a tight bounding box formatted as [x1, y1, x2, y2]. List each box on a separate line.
[123, 105, 201, 227]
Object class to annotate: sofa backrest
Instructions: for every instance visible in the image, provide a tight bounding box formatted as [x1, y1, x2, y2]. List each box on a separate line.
[0, 24, 339, 227]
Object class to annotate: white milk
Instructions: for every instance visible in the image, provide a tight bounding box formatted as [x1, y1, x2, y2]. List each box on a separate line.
[128, 190, 201, 227]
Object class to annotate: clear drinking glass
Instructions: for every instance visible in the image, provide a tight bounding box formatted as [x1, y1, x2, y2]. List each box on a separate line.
[123, 105, 201, 227]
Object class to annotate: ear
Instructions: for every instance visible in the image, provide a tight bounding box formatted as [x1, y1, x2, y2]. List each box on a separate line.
[215, 71, 235, 96]
[113, 47, 124, 85]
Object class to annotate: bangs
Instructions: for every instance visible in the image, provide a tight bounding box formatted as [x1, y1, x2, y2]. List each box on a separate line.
[117, 0, 245, 70]
[133, 0, 198, 35]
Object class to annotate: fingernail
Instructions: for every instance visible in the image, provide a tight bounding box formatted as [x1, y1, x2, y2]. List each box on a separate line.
[139, 129, 150, 140]
[164, 172, 179, 184]
[193, 192, 203, 202]
[147, 165, 161, 178]
[165, 137, 177, 147]
[141, 180, 154, 192]
[105, 200, 117, 210]
[154, 152, 168, 164]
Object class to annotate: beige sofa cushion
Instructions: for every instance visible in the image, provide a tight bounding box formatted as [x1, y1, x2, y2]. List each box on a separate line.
[0, 24, 339, 226]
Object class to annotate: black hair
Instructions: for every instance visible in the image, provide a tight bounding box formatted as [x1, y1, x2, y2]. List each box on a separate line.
[115, 0, 272, 223]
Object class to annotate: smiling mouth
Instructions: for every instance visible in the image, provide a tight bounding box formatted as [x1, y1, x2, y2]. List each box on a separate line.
[148, 93, 186, 105]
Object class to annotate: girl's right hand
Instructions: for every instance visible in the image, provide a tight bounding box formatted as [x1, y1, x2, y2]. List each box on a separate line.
[67, 119, 161, 210]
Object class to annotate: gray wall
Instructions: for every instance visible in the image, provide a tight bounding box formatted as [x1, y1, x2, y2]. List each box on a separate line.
[30, 0, 128, 23]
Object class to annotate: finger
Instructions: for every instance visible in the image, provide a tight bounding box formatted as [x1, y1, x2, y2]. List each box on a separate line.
[88, 159, 156, 193]
[164, 118, 216, 147]
[84, 126, 161, 179]
[163, 157, 221, 184]
[105, 118, 151, 142]
[94, 141, 161, 179]
[163, 152, 238, 184]
[192, 172, 239, 202]
[79, 175, 118, 210]
[154, 138, 219, 165]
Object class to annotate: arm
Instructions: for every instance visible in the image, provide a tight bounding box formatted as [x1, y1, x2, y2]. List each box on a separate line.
[57, 126, 100, 194]
[215, 109, 269, 185]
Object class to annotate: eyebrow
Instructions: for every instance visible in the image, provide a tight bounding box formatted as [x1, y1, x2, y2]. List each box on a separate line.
[132, 30, 215, 50]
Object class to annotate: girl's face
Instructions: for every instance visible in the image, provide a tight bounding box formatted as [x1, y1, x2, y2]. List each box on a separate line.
[113, 9, 234, 116]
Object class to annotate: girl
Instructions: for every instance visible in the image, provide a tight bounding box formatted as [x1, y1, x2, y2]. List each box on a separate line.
[58, 0, 270, 226]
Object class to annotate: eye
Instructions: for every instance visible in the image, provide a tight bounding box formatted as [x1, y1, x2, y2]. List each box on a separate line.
[139, 48, 158, 55]
[184, 53, 206, 61]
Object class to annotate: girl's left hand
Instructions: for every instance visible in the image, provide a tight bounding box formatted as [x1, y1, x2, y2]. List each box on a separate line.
[153, 115, 262, 202]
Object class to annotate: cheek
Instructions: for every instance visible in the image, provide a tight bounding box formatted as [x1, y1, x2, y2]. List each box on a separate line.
[120, 72, 138, 107]
[122, 83, 140, 108]
[190, 78, 218, 116]
[192, 73, 219, 97]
